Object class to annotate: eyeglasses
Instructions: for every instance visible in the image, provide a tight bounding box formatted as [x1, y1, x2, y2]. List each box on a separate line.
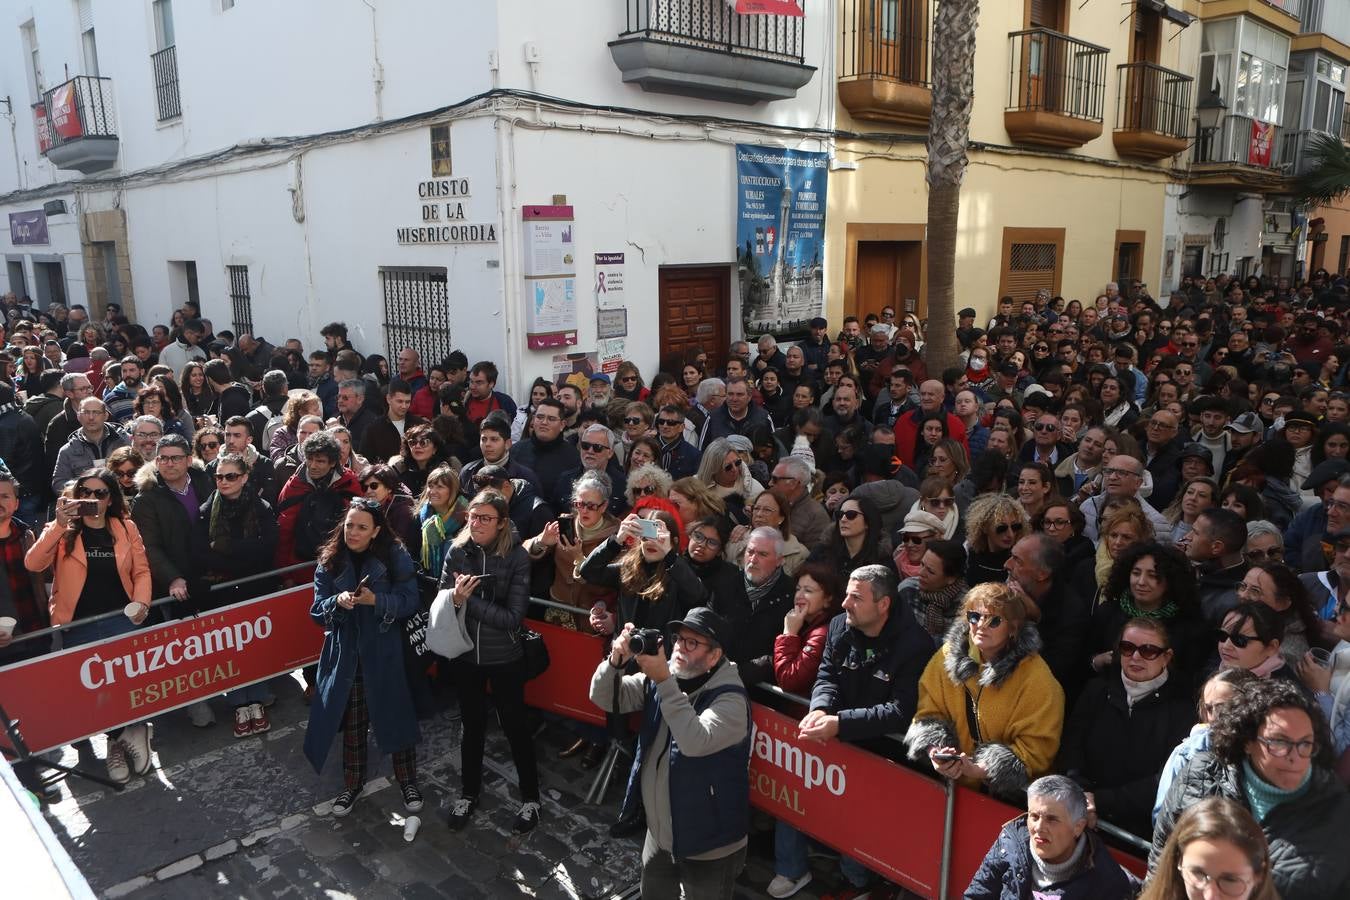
[572, 499, 605, 511]
[689, 531, 722, 550]
[407, 437, 432, 447]
[1177, 865, 1253, 897]
[768, 473, 797, 483]
[1042, 517, 1071, 529]
[468, 513, 500, 524]
[1214, 628, 1257, 649]
[838, 509, 863, 521]
[75, 486, 110, 499]
[133, 431, 163, 440]
[656, 418, 683, 428]
[671, 635, 710, 652]
[199, 440, 220, 450]
[1117, 640, 1167, 660]
[158, 454, 187, 463]
[216, 471, 245, 483]
[967, 611, 1004, 629]
[1033, 345, 1049, 353]
[1033, 423, 1058, 433]
[632, 484, 658, 497]
[1101, 466, 1141, 478]
[579, 441, 611, 454]
[1255, 735, 1318, 759]
[993, 521, 1024, 535]
[623, 417, 645, 425]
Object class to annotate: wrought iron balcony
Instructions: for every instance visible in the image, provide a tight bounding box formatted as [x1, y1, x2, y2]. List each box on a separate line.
[35, 76, 119, 174]
[1189, 112, 1290, 190]
[837, 0, 935, 127]
[1281, 129, 1336, 176]
[1005, 28, 1108, 149]
[1113, 62, 1192, 160]
[152, 45, 181, 121]
[608, 0, 816, 104]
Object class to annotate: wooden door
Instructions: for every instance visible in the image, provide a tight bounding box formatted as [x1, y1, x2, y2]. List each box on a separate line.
[660, 266, 729, 372]
[1024, 0, 1066, 112]
[855, 242, 902, 317]
[857, 0, 928, 82]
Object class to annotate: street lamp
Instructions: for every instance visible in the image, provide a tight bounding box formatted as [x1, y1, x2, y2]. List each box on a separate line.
[1195, 88, 1227, 161]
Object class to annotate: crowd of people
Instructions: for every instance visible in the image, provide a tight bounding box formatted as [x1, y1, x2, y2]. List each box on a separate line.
[3, 272, 1350, 897]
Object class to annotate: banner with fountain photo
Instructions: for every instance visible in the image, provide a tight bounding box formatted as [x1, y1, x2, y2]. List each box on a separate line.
[734, 143, 827, 341]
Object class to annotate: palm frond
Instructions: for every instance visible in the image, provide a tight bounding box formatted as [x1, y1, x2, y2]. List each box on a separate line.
[1292, 131, 1350, 207]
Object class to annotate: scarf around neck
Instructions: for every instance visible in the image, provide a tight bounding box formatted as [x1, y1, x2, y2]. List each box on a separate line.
[745, 567, 784, 612]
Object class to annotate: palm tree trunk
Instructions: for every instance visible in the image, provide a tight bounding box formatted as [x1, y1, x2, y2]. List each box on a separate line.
[924, 0, 980, 373]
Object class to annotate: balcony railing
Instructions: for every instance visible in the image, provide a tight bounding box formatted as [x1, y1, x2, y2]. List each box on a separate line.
[1192, 113, 1283, 169]
[1115, 62, 1191, 138]
[840, 0, 934, 86]
[33, 75, 119, 173]
[1342, 110, 1350, 144]
[619, 0, 805, 62]
[1007, 28, 1108, 122]
[151, 45, 181, 121]
[1281, 128, 1337, 176]
[1262, 0, 1301, 19]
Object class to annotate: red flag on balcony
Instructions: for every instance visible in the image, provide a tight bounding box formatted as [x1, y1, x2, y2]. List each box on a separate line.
[48, 83, 84, 140]
[1248, 120, 1274, 167]
[735, 0, 804, 15]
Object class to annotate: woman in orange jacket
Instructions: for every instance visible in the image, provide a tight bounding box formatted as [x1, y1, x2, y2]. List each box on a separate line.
[26, 467, 153, 785]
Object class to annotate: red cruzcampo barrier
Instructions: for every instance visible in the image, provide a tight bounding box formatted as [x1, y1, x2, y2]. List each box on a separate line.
[0, 587, 324, 755]
[522, 620, 609, 726]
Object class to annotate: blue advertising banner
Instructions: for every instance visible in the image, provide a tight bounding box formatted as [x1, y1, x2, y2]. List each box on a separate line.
[735, 143, 827, 339]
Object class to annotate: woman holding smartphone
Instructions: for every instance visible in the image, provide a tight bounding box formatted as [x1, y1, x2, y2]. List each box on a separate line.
[440, 490, 539, 834]
[25, 467, 153, 785]
[304, 499, 422, 818]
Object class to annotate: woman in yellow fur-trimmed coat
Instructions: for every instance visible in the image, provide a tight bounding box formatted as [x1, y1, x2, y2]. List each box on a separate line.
[904, 582, 1064, 801]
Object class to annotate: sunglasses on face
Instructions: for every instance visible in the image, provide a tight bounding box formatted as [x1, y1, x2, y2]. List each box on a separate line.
[1215, 628, 1257, 649]
[579, 441, 610, 454]
[1117, 640, 1167, 660]
[903, 533, 931, 545]
[623, 417, 645, 425]
[967, 611, 1003, 628]
[838, 508, 862, 521]
[216, 471, 245, 483]
[572, 499, 605, 511]
[994, 521, 1024, 535]
[656, 418, 682, 428]
[114, 467, 136, 478]
[75, 486, 110, 499]
[407, 437, 432, 447]
[633, 484, 658, 497]
[199, 440, 220, 450]
[925, 497, 955, 508]
[1034, 423, 1058, 432]
[362, 481, 383, 491]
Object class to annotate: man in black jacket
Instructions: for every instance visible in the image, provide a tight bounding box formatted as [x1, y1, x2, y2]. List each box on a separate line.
[1005, 533, 1090, 703]
[729, 527, 794, 687]
[0, 385, 44, 523]
[514, 397, 580, 503]
[771, 564, 932, 897]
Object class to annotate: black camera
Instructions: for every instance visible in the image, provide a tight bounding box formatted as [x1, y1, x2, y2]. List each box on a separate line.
[628, 628, 664, 656]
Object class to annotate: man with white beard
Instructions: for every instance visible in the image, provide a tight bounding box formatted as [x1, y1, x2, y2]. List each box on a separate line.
[588, 608, 750, 899]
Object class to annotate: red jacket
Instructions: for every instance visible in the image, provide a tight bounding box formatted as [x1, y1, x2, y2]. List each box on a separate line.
[274, 467, 363, 568]
[892, 407, 969, 469]
[773, 618, 832, 696]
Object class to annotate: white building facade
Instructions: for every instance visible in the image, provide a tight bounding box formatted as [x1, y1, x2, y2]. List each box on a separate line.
[0, 0, 830, 390]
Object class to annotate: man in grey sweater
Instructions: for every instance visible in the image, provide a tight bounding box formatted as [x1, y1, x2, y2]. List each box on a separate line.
[589, 608, 750, 900]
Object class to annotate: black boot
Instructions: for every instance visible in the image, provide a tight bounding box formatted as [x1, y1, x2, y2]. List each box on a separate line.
[609, 806, 645, 838]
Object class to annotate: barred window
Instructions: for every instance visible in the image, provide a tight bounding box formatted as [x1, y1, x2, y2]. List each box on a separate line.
[380, 266, 452, 368]
[430, 124, 452, 177]
[1002, 241, 1058, 305]
[227, 264, 253, 335]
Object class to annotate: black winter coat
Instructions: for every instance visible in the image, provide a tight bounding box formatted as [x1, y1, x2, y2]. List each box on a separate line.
[578, 537, 707, 644]
[965, 815, 1138, 900]
[191, 487, 279, 608]
[1057, 671, 1195, 839]
[1152, 751, 1350, 900]
[439, 539, 531, 667]
[810, 607, 934, 759]
[685, 554, 747, 634]
[731, 570, 796, 688]
[131, 465, 217, 602]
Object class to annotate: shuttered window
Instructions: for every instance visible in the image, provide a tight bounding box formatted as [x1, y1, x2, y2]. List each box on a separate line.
[999, 227, 1064, 306]
[227, 265, 253, 336]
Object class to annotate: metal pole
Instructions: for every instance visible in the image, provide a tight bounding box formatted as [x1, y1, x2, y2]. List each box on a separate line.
[938, 777, 955, 900]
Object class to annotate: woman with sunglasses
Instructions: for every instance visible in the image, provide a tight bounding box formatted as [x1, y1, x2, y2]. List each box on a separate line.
[441, 489, 539, 833]
[391, 424, 454, 498]
[1089, 543, 1204, 680]
[305, 499, 422, 819]
[26, 468, 154, 784]
[915, 475, 960, 539]
[1059, 618, 1196, 837]
[617, 401, 654, 464]
[623, 461, 671, 508]
[359, 464, 421, 559]
[1215, 603, 1305, 692]
[893, 508, 945, 581]
[725, 490, 806, 576]
[1151, 678, 1350, 900]
[965, 494, 1029, 586]
[193, 425, 224, 466]
[525, 470, 619, 632]
[193, 451, 280, 736]
[810, 495, 895, 576]
[611, 361, 649, 403]
[906, 582, 1064, 801]
[694, 436, 762, 512]
[107, 446, 144, 499]
[414, 465, 466, 577]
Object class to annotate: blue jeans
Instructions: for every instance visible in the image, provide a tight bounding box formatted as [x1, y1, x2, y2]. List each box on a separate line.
[227, 682, 271, 706]
[774, 820, 871, 887]
[61, 613, 139, 649]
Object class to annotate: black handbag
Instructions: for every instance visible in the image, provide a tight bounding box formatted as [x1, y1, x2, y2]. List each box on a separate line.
[519, 626, 550, 680]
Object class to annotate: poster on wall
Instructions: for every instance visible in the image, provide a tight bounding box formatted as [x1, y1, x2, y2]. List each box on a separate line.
[598, 338, 626, 374]
[523, 205, 578, 349]
[734, 143, 827, 341]
[552, 351, 597, 391]
[9, 210, 48, 245]
[594, 252, 625, 311]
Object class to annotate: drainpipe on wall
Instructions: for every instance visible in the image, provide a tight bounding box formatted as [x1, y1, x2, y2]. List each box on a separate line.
[362, 0, 385, 122]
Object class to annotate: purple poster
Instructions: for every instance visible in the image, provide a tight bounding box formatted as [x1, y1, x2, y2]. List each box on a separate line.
[9, 210, 48, 245]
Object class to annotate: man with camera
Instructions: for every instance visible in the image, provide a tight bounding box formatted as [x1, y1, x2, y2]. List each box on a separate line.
[589, 608, 750, 900]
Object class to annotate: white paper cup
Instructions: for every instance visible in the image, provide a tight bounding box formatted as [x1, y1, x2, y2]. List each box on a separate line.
[124, 602, 144, 621]
[0, 616, 15, 637]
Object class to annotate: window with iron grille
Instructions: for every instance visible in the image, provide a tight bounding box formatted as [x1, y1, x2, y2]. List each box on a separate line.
[430, 124, 452, 176]
[380, 267, 452, 368]
[227, 264, 253, 335]
[1002, 242, 1059, 305]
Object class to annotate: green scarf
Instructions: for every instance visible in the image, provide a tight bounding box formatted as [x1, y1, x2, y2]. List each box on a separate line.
[1115, 590, 1179, 621]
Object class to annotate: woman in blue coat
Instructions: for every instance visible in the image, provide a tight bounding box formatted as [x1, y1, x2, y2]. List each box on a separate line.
[304, 498, 422, 817]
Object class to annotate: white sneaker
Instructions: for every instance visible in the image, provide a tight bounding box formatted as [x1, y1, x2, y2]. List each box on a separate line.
[104, 740, 130, 785]
[120, 724, 154, 776]
[188, 701, 215, 727]
[767, 873, 812, 899]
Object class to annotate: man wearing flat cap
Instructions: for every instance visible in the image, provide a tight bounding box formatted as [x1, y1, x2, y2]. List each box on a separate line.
[589, 608, 750, 899]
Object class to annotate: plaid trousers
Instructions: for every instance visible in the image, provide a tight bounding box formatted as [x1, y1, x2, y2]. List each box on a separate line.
[342, 665, 416, 791]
